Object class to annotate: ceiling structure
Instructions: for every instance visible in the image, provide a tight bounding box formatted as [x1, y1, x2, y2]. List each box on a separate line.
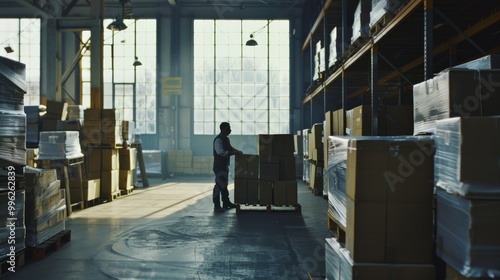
[0, 0, 306, 19]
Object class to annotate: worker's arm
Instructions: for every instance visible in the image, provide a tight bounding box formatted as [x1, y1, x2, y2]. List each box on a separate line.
[214, 138, 242, 157]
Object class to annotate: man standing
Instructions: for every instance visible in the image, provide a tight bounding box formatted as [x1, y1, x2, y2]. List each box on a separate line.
[213, 122, 243, 212]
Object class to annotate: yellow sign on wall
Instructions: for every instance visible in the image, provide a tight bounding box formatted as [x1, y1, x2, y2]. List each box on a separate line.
[163, 77, 182, 95]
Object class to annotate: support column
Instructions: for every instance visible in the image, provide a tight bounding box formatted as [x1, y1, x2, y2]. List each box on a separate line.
[90, 0, 104, 109]
[40, 19, 58, 102]
[371, 43, 379, 136]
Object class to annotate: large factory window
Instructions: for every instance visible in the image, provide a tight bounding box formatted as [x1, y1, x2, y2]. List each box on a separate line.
[81, 19, 157, 134]
[193, 19, 290, 135]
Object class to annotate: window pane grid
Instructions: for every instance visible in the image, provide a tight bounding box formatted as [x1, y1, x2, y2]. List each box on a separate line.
[194, 19, 289, 135]
[81, 19, 156, 134]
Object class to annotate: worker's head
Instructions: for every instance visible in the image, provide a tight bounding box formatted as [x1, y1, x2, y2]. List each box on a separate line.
[219, 122, 231, 135]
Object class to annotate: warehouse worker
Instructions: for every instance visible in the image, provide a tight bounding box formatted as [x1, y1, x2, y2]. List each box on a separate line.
[213, 122, 243, 212]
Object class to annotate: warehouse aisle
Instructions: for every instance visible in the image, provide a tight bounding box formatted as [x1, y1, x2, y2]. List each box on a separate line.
[5, 176, 329, 280]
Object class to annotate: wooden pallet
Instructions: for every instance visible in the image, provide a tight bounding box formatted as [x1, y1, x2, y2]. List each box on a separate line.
[236, 204, 302, 215]
[327, 210, 346, 244]
[26, 230, 72, 261]
[343, 36, 369, 60]
[120, 186, 134, 195]
[0, 250, 25, 276]
[370, 12, 396, 37]
[99, 191, 121, 203]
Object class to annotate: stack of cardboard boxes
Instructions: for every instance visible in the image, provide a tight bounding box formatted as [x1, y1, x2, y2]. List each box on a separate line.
[345, 104, 413, 136]
[24, 167, 66, 247]
[309, 123, 324, 194]
[167, 150, 193, 174]
[83, 109, 122, 198]
[119, 147, 136, 193]
[192, 156, 213, 175]
[323, 109, 346, 197]
[234, 134, 297, 206]
[434, 117, 500, 279]
[0, 56, 27, 258]
[325, 136, 436, 279]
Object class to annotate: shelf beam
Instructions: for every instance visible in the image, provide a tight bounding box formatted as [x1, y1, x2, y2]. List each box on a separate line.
[302, 0, 499, 105]
[302, 0, 333, 53]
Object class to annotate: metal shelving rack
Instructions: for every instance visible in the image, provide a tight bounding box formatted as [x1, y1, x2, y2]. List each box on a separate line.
[301, 0, 500, 133]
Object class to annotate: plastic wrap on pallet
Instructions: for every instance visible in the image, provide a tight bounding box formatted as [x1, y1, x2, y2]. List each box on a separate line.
[0, 190, 26, 258]
[436, 188, 500, 278]
[26, 220, 65, 248]
[328, 27, 342, 68]
[452, 54, 500, 70]
[0, 110, 26, 167]
[327, 136, 349, 228]
[38, 131, 83, 160]
[0, 177, 25, 192]
[369, 0, 408, 27]
[0, 227, 25, 258]
[434, 117, 500, 198]
[327, 236, 436, 280]
[0, 56, 27, 93]
[26, 189, 65, 220]
[325, 237, 343, 280]
[351, 1, 370, 44]
[25, 167, 59, 200]
[413, 68, 500, 135]
[25, 201, 66, 234]
[302, 129, 310, 158]
[143, 150, 163, 176]
[302, 158, 310, 182]
[0, 190, 25, 227]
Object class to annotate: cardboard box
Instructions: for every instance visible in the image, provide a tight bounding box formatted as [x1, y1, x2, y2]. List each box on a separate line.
[85, 148, 102, 173]
[46, 100, 68, 120]
[101, 148, 119, 171]
[273, 181, 287, 205]
[259, 180, 273, 205]
[70, 179, 100, 202]
[101, 170, 119, 195]
[434, 117, 500, 198]
[259, 134, 295, 157]
[346, 197, 387, 263]
[348, 105, 372, 136]
[413, 69, 500, 134]
[326, 237, 436, 280]
[309, 123, 323, 156]
[279, 156, 296, 181]
[333, 108, 345, 136]
[436, 188, 500, 277]
[84, 109, 102, 120]
[309, 163, 323, 191]
[286, 181, 298, 205]
[350, 263, 436, 280]
[234, 154, 259, 179]
[247, 179, 259, 204]
[119, 148, 137, 170]
[386, 202, 434, 263]
[346, 137, 434, 203]
[234, 178, 247, 204]
[259, 162, 280, 181]
[119, 170, 135, 189]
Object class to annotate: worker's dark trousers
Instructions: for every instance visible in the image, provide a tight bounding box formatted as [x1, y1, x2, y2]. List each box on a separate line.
[213, 167, 230, 207]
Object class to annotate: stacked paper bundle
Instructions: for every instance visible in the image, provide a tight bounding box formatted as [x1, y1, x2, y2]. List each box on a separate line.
[38, 131, 83, 160]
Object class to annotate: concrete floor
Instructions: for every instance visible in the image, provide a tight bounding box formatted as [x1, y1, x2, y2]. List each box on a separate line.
[5, 176, 329, 280]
